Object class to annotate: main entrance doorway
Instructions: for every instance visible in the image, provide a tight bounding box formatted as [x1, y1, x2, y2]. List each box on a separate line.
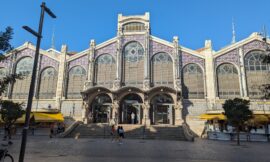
[90, 94, 112, 123]
[150, 94, 174, 125]
[119, 93, 143, 124]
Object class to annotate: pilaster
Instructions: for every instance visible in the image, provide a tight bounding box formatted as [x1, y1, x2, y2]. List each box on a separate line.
[174, 97, 184, 125]
[173, 36, 181, 90]
[204, 40, 216, 109]
[238, 47, 248, 98]
[85, 40, 95, 89]
[142, 100, 151, 126]
[55, 45, 67, 110]
[143, 23, 150, 90]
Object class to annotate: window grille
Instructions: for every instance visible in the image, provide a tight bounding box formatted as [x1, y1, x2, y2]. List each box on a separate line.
[38, 67, 58, 99]
[217, 63, 240, 99]
[151, 52, 173, 87]
[95, 54, 116, 88]
[245, 51, 270, 99]
[123, 42, 144, 87]
[12, 57, 33, 99]
[182, 63, 204, 99]
[67, 66, 86, 99]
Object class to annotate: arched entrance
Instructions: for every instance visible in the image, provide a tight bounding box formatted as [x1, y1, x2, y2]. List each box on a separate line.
[150, 94, 174, 125]
[119, 93, 143, 124]
[90, 94, 112, 123]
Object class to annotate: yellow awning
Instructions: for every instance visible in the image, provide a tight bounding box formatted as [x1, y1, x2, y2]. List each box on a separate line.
[200, 113, 227, 120]
[33, 112, 64, 122]
[15, 114, 34, 123]
[249, 114, 270, 123]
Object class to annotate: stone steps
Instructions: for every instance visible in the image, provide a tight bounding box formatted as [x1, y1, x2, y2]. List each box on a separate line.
[67, 124, 187, 141]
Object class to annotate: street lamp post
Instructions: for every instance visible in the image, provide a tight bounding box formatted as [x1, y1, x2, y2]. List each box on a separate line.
[19, 2, 56, 162]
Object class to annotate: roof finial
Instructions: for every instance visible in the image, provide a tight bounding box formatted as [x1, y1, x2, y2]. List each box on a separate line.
[262, 25, 268, 42]
[51, 26, 55, 49]
[231, 18, 236, 44]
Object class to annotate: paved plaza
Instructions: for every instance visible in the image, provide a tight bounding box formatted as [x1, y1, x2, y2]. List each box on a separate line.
[2, 136, 270, 162]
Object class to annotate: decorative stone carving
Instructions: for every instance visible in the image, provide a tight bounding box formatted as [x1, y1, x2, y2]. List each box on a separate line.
[143, 79, 150, 90]
[175, 79, 181, 91]
[95, 42, 117, 58]
[68, 55, 88, 71]
[113, 79, 121, 90]
[215, 49, 239, 66]
[181, 52, 205, 68]
[84, 80, 93, 90]
[243, 40, 269, 54]
[149, 40, 173, 57]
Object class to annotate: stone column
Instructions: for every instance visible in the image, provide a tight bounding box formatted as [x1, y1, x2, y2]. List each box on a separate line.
[82, 100, 89, 124]
[203, 40, 216, 110]
[55, 45, 67, 110]
[239, 47, 248, 98]
[143, 101, 151, 126]
[173, 36, 181, 91]
[112, 100, 119, 124]
[143, 24, 150, 90]
[114, 27, 122, 89]
[86, 40, 95, 88]
[174, 100, 183, 125]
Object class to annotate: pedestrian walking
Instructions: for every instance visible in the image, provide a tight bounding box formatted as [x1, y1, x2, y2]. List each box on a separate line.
[118, 126, 124, 144]
[110, 125, 116, 142]
[49, 123, 54, 138]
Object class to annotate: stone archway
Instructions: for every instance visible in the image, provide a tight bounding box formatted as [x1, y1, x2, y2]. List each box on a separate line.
[149, 93, 174, 125]
[119, 93, 143, 124]
[89, 93, 112, 123]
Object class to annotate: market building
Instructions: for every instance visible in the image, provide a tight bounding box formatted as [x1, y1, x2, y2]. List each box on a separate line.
[1, 13, 270, 135]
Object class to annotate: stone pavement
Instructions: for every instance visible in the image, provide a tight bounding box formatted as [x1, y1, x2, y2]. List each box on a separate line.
[2, 136, 270, 162]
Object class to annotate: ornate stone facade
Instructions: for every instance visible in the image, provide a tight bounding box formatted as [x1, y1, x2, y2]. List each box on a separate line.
[1, 13, 270, 130]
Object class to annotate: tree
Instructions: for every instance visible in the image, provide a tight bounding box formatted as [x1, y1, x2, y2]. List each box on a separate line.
[0, 27, 24, 141]
[223, 98, 252, 145]
[0, 100, 25, 140]
[0, 27, 22, 97]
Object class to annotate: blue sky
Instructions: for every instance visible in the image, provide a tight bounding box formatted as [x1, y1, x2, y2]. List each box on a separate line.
[1, 0, 269, 52]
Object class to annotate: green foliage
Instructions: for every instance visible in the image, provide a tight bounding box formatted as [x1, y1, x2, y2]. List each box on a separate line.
[0, 100, 25, 127]
[223, 98, 252, 127]
[223, 98, 252, 145]
[0, 26, 13, 56]
[0, 26, 23, 96]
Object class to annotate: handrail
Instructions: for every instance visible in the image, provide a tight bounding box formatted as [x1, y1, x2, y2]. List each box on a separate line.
[182, 123, 195, 141]
[58, 120, 82, 138]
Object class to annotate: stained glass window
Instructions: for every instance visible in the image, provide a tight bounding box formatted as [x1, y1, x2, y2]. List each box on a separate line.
[245, 50, 270, 99]
[38, 67, 58, 99]
[151, 52, 173, 87]
[67, 66, 86, 99]
[95, 54, 116, 88]
[0, 68, 7, 78]
[12, 57, 33, 99]
[217, 63, 240, 99]
[182, 63, 204, 99]
[123, 41, 144, 87]
[16, 57, 33, 75]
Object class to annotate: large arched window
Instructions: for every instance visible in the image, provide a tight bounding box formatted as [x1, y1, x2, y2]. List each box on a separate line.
[245, 50, 270, 99]
[67, 66, 86, 99]
[38, 67, 58, 99]
[94, 54, 116, 88]
[0, 68, 7, 97]
[151, 52, 173, 87]
[0, 68, 7, 79]
[12, 57, 33, 99]
[182, 63, 204, 99]
[217, 63, 240, 99]
[123, 41, 144, 87]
